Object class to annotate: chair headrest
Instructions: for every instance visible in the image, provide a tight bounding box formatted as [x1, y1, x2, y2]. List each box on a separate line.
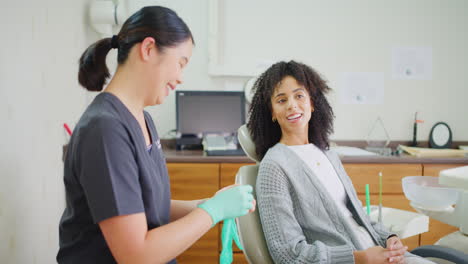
[238, 124, 260, 163]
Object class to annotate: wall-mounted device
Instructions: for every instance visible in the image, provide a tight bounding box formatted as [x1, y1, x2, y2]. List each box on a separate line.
[89, 0, 128, 36]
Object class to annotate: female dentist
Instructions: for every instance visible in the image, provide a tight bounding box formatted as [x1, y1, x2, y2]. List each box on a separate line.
[57, 6, 254, 264]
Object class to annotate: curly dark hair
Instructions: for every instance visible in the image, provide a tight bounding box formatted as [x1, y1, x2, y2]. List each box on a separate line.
[247, 60, 335, 159]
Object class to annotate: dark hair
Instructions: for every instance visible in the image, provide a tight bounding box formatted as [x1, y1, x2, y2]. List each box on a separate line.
[78, 6, 194, 91]
[247, 60, 334, 159]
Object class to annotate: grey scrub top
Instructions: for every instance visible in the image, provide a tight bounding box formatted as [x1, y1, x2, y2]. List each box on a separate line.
[57, 92, 175, 264]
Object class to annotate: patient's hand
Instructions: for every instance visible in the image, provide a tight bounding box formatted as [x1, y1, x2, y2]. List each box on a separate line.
[386, 236, 407, 264]
[249, 199, 256, 213]
[386, 236, 404, 250]
[356, 245, 407, 264]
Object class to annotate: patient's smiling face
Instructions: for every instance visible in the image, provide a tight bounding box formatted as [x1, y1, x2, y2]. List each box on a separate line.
[271, 76, 313, 145]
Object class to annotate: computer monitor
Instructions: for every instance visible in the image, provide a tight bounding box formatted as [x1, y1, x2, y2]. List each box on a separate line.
[176, 91, 246, 137]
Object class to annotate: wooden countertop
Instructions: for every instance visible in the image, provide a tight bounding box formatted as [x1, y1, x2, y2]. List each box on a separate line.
[163, 149, 468, 164]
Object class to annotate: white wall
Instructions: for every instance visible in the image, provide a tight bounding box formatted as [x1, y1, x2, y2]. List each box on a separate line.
[0, 0, 467, 263]
[217, 0, 468, 141]
[0, 0, 96, 263]
[142, 0, 468, 142]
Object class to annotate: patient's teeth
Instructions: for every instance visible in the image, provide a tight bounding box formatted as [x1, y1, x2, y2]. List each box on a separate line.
[287, 114, 302, 120]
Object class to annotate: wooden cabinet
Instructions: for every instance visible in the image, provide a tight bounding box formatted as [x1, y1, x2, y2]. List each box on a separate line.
[232, 253, 249, 264]
[344, 163, 423, 250]
[344, 163, 422, 211]
[167, 163, 220, 264]
[420, 164, 462, 246]
[343, 164, 422, 195]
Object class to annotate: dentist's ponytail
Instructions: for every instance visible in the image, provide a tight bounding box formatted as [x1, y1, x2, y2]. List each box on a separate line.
[78, 6, 194, 92]
[78, 38, 114, 91]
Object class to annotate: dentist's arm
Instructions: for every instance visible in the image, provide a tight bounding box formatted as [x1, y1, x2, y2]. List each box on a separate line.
[170, 199, 205, 221]
[100, 208, 212, 264]
[99, 185, 254, 264]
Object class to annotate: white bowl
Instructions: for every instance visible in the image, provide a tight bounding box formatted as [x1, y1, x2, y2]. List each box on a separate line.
[402, 176, 460, 210]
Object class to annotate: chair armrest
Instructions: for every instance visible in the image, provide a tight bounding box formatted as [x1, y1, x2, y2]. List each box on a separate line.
[411, 245, 468, 264]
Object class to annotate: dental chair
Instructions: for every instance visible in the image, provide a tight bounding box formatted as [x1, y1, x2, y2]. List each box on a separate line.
[234, 125, 274, 264]
[234, 124, 468, 264]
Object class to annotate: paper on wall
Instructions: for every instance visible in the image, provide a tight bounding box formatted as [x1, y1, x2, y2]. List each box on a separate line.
[392, 47, 432, 80]
[338, 72, 384, 104]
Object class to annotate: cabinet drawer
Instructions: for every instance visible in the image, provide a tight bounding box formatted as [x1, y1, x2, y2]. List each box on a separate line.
[401, 236, 420, 251]
[422, 164, 464, 177]
[176, 228, 218, 264]
[168, 163, 219, 200]
[232, 252, 249, 263]
[167, 163, 219, 263]
[344, 164, 422, 194]
[220, 163, 254, 188]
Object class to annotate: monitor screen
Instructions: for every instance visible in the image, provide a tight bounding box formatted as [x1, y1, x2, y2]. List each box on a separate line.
[176, 91, 245, 136]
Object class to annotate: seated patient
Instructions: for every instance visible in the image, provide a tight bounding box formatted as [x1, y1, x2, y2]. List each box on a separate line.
[247, 61, 434, 264]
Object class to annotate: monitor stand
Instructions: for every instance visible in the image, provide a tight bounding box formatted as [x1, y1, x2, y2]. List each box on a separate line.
[176, 135, 202, 150]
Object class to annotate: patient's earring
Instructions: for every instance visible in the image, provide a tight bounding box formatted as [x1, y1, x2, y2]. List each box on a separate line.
[272, 117, 276, 122]
[311, 107, 315, 113]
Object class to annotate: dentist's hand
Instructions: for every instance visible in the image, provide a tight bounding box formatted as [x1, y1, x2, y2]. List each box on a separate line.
[198, 185, 255, 226]
[215, 184, 256, 213]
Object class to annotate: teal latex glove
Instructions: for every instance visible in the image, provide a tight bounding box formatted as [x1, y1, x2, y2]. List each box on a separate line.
[198, 185, 253, 226]
[220, 218, 243, 264]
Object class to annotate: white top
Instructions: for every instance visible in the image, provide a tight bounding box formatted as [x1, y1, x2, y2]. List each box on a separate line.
[288, 144, 376, 249]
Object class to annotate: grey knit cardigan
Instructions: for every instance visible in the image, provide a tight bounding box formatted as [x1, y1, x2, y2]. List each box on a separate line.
[256, 143, 395, 263]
